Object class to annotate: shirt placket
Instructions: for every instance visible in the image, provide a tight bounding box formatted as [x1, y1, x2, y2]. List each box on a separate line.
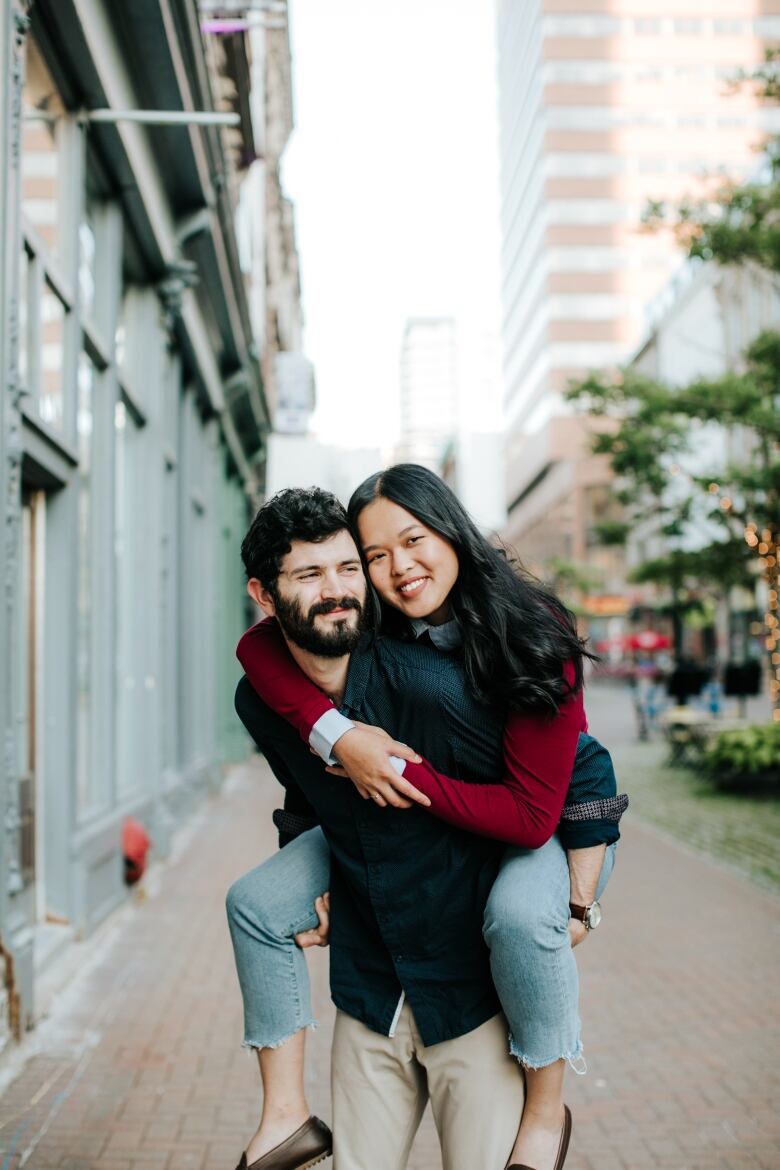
[356, 808, 408, 1036]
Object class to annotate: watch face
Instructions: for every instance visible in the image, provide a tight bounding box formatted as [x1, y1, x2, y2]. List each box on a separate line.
[586, 901, 602, 929]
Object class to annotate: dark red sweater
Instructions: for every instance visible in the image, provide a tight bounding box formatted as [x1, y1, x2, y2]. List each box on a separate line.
[236, 619, 587, 849]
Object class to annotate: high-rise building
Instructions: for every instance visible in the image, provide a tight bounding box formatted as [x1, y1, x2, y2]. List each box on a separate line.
[398, 317, 458, 469]
[496, 3, 780, 574]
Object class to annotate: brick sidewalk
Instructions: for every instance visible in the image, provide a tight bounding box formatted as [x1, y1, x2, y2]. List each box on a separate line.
[0, 757, 777, 1170]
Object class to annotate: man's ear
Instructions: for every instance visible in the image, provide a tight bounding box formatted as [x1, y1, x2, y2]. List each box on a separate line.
[247, 578, 276, 617]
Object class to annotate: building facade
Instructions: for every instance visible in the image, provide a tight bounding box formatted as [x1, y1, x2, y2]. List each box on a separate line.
[0, 0, 271, 1046]
[496, 1, 780, 572]
[257, 7, 314, 437]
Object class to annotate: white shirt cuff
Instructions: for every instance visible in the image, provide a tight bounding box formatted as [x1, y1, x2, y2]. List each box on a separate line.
[309, 709, 356, 764]
[388, 756, 406, 776]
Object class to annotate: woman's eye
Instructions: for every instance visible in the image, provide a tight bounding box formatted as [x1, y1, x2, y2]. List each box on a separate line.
[408, 536, 423, 546]
[368, 553, 385, 565]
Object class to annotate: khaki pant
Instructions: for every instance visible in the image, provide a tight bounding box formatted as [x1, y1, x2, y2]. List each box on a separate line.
[331, 1005, 525, 1170]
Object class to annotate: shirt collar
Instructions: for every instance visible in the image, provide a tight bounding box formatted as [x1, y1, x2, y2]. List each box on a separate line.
[409, 617, 462, 651]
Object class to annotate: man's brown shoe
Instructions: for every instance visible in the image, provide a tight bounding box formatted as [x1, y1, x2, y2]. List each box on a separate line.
[507, 1103, 572, 1170]
[234, 1116, 332, 1170]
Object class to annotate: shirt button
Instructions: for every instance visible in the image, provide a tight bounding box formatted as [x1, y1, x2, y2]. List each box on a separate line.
[394, 955, 403, 963]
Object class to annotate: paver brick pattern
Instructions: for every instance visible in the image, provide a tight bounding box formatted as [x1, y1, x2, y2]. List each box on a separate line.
[0, 753, 777, 1170]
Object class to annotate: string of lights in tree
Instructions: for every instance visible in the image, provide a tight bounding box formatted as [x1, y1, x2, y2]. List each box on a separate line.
[744, 520, 780, 721]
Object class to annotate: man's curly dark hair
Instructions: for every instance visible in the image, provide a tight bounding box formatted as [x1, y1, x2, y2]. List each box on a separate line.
[241, 486, 350, 593]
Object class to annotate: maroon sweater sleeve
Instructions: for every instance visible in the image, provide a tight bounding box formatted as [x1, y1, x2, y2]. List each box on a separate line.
[402, 662, 586, 848]
[237, 619, 585, 848]
[237, 619, 334, 743]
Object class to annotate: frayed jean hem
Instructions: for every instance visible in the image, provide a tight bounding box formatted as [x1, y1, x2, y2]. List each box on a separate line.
[509, 1032, 587, 1076]
[241, 1019, 318, 1052]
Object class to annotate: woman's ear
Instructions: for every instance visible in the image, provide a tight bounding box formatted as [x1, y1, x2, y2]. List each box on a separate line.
[247, 577, 276, 616]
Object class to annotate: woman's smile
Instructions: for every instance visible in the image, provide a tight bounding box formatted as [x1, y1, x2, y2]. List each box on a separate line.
[397, 576, 428, 598]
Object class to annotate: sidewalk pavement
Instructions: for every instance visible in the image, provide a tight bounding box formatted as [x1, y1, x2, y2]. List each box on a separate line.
[584, 679, 772, 750]
[0, 756, 778, 1170]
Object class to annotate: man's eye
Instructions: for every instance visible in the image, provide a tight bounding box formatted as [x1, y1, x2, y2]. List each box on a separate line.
[300, 573, 318, 581]
[342, 565, 360, 574]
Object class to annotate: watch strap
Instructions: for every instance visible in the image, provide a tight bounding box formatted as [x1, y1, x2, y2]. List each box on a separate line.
[569, 902, 588, 922]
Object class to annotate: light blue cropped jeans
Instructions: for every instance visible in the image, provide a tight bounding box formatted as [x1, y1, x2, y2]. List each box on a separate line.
[227, 829, 616, 1071]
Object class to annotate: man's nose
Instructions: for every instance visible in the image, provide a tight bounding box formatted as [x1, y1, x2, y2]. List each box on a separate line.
[319, 571, 343, 598]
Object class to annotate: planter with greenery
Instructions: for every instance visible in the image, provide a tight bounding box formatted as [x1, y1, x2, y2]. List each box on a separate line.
[704, 724, 780, 790]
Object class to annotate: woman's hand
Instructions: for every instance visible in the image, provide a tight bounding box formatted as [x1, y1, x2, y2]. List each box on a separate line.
[295, 893, 330, 948]
[326, 723, 430, 809]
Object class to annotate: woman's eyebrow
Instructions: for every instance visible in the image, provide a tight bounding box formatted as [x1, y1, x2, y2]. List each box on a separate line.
[363, 525, 419, 553]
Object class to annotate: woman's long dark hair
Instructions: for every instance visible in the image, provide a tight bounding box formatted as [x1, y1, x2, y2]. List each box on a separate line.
[348, 464, 592, 716]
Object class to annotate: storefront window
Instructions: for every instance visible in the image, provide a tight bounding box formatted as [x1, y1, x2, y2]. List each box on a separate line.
[79, 216, 96, 322]
[21, 34, 73, 436]
[76, 355, 94, 815]
[114, 398, 143, 796]
[114, 290, 129, 370]
[22, 36, 64, 259]
[114, 399, 129, 793]
[39, 282, 66, 429]
[18, 247, 30, 390]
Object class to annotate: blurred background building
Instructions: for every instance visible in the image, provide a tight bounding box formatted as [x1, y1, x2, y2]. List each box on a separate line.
[496, 3, 780, 592]
[398, 318, 507, 533]
[396, 317, 458, 468]
[254, 4, 314, 437]
[0, 0, 308, 1044]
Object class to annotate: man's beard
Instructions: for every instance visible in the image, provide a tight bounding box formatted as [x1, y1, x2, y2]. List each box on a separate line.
[273, 593, 368, 657]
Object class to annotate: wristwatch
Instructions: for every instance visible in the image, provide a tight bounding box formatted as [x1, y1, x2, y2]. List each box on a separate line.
[569, 900, 602, 931]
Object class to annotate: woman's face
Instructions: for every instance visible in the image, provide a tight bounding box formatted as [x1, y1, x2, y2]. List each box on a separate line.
[357, 497, 460, 627]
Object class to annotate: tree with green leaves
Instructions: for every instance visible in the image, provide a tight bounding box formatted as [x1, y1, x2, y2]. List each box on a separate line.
[566, 52, 780, 717]
[541, 556, 604, 602]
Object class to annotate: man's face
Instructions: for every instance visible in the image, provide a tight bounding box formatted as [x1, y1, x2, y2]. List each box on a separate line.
[262, 529, 369, 658]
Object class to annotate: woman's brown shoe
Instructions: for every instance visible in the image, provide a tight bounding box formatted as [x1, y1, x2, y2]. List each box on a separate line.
[507, 1103, 572, 1170]
[234, 1116, 332, 1170]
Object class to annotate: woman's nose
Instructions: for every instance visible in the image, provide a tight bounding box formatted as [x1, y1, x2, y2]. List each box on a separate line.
[390, 549, 413, 576]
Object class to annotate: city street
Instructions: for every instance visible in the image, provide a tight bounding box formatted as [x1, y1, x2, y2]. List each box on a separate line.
[0, 732, 777, 1170]
[0, 5, 778, 1169]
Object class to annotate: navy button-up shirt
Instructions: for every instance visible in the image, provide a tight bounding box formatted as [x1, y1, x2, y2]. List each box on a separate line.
[235, 632, 506, 1046]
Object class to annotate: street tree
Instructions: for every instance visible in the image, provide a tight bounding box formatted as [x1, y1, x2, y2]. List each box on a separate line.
[566, 338, 780, 715]
[541, 556, 604, 601]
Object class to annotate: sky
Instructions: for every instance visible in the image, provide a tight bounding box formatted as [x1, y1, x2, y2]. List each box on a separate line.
[283, 0, 502, 449]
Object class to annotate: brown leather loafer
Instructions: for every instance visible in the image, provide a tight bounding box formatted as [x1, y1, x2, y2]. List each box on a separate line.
[507, 1103, 572, 1170]
[234, 1116, 332, 1170]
